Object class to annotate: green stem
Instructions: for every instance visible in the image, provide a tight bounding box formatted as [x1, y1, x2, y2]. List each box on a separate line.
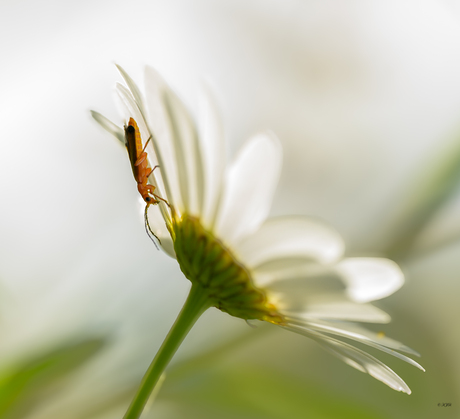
[123, 284, 210, 419]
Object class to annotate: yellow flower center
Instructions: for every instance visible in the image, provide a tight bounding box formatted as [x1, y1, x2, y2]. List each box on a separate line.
[171, 213, 284, 324]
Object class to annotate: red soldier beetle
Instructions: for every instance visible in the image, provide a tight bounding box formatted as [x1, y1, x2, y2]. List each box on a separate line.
[124, 118, 170, 247]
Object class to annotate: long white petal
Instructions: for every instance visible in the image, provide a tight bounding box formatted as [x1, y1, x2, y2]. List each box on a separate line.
[319, 338, 412, 394]
[144, 67, 183, 212]
[214, 132, 282, 245]
[336, 258, 404, 303]
[286, 318, 424, 370]
[144, 66, 204, 217]
[282, 300, 391, 323]
[116, 65, 147, 117]
[252, 258, 329, 287]
[198, 86, 225, 230]
[285, 325, 413, 394]
[163, 88, 204, 216]
[90, 111, 125, 145]
[259, 267, 344, 299]
[264, 270, 390, 323]
[236, 216, 344, 269]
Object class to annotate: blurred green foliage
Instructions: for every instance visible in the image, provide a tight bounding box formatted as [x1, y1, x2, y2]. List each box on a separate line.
[386, 128, 460, 258]
[159, 364, 386, 419]
[0, 338, 106, 419]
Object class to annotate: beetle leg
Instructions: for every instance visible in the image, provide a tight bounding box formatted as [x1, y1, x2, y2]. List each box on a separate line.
[145, 165, 159, 177]
[135, 152, 147, 167]
[142, 135, 152, 152]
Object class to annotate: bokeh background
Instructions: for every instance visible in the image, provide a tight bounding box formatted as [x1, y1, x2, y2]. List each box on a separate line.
[1, 1, 460, 418]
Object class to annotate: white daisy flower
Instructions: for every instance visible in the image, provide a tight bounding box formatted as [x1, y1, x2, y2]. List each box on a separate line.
[91, 65, 423, 417]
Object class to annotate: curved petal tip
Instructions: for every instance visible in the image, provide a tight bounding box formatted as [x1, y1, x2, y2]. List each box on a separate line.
[336, 258, 404, 303]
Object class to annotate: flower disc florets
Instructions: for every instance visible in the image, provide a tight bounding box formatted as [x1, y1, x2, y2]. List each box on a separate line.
[171, 213, 284, 325]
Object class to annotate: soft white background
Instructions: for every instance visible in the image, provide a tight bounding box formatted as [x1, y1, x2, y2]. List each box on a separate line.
[1, 1, 460, 418]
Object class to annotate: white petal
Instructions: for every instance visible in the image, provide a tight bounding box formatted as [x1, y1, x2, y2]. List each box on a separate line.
[146, 205, 176, 259]
[285, 325, 413, 394]
[116, 65, 147, 116]
[236, 216, 344, 269]
[318, 336, 413, 394]
[90, 111, 125, 145]
[251, 261, 390, 323]
[262, 269, 345, 300]
[253, 258, 328, 287]
[282, 300, 391, 323]
[310, 319, 420, 356]
[144, 67, 183, 212]
[214, 132, 282, 245]
[198, 86, 225, 230]
[286, 318, 424, 370]
[336, 258, 404, 303]
[163, 87, 204, 216]
[144, 66, 204, 217]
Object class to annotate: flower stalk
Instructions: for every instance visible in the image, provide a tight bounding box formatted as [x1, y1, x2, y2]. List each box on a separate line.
[123, 284, 211, 419]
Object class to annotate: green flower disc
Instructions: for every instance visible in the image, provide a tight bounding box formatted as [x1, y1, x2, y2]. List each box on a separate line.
[172, 213, 284, 324]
